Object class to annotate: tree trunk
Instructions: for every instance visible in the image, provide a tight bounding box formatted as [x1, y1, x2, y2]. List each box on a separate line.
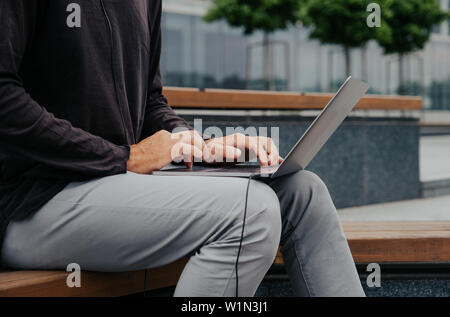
[398, 54, 404, 95]
[268, 35, 275, 90]
[262, 33, 270, 90]
[327, 50, 333, 92]
[245, 45, 251, 90]
[344, 46, 351, 78]
[361, 46, 368, 82]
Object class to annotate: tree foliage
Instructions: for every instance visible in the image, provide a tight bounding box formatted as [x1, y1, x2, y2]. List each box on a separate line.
[299, 0, 392, 48]
[204, 0, 304, 90]
[298, 0, 392, 76]
[204, 0, 449, 90]
[204, 0, 302, 35]
[377, 0, 448, 55]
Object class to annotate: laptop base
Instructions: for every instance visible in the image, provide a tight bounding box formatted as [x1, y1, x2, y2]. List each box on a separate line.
[152, 163, 279, 178]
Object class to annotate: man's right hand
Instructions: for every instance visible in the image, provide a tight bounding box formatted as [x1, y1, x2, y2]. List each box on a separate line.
[127, 130, 206, 174]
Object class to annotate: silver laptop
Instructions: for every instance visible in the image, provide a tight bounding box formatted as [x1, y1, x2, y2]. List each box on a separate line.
[153, 76, 369, 179]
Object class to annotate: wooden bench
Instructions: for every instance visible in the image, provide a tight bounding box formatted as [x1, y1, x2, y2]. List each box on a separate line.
[1, 221, 449, 297]
[0, 88, 427, 296]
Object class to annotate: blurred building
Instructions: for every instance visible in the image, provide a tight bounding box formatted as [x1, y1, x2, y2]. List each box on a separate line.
[161, 0, 450, 111]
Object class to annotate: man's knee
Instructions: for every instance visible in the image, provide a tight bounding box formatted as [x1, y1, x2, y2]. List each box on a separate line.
[286, 170, 329, 197]
[278, 170, 333, 209]
[275, 170, 339, 234]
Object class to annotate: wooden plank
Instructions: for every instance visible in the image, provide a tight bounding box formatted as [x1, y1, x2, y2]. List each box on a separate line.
[163, 87, 423, 111]
[0, 259, 188, 297]
[275, 222, 450, 264]
[145, 258, 188, 291]
[1, 221, 449, 297]
[275, 235, 450, 264]
[342, 221, 450, 232]
[0, 270, 148, 297]
[348, 238, 450, 263]
[346, 231, 450, 239]
[274, 253, 284, 265]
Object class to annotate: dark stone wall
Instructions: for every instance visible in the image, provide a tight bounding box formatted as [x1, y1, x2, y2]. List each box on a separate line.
[181, 114, 421, 208]
[255, 279, 450, 297]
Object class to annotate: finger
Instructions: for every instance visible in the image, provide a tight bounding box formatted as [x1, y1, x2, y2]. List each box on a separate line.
[260, 137, 271, 153]
[248, 138, 268, 166]
[268, 146, 280, 166]
[268, 152, 280, 166]
[192, 130, 206, 149]
[203, 145, 215, 163]
[206, 143, 241, 163]
[181, 143, 203, 170]
[263, 138, 278, 155]
[262, 138, 280, 166]
[173, 131, 207, 162]
[231, 133, 247, 148]
[182, 143, 204, 162]
[192, 132, 207, 162]
[204, 143, 222, 163]
[202, 141, 220, 163]
[170, 142, 184, 163]
[257, 145, 269, 167]
[175, 130, 205, 148]
[171, 142, 203, 164]
[176, 131, 199, 145]
[202, 142, 216, 163]
[224, 145, 242, 163]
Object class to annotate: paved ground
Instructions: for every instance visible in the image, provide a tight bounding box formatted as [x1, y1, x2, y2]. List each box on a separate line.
[420, 135, 450, 182]
[338, 194, 450, 222]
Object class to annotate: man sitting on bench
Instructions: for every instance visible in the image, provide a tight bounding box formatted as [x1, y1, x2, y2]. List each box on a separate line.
[0, 1, 364, 297]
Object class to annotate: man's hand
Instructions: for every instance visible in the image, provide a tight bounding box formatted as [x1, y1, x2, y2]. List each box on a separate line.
[205, 133, 283, 167]
[127, 130, 206, 174]
[127, 130, 282, 174]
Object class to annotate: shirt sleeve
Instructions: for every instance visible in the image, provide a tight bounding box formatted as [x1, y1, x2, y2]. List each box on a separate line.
[0, 0, 130, 178]
[139, 1, 191, 141]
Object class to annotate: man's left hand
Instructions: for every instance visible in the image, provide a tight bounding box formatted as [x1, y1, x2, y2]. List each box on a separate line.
[205, 133, 283, 167]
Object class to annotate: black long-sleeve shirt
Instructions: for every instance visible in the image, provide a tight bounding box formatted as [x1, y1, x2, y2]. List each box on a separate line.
[0, 0, 190, 258]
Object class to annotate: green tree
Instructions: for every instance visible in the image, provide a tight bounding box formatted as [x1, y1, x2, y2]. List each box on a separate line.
[376, 0, 448, 94]
[299, 0, 392, 78]
[204, 0, 303, 90]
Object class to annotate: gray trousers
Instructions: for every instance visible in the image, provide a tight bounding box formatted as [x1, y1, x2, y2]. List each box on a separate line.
[1, 170, 364, 297]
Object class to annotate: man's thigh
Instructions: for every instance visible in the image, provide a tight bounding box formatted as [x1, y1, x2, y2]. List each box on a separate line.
[1, 172, 266, 271]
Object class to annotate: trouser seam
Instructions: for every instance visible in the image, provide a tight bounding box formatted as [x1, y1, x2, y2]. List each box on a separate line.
[285, 233, 314, 297]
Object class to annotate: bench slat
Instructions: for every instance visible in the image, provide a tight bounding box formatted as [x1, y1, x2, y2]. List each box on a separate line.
[348, 237, 450, 263]
[342, 221, 450, 232]
[1, 222, 448, 297]
[0, 258, 188, 297]
[274, 221, 450, 265]
[163, 87, 423, 111]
